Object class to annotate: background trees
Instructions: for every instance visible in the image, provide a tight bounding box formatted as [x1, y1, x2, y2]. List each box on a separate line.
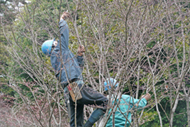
[0, 0, 189, 126]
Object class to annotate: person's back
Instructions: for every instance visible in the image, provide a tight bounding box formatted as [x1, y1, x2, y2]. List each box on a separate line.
[99, 78, 151, 127]
[106, 94, 147, 127]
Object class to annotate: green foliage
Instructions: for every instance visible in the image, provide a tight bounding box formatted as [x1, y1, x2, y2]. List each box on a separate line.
[141, 98, 188, 127]
[0, 0, 190, 126]
[140, 111, 159, 127]
[0, 84, 16, 96]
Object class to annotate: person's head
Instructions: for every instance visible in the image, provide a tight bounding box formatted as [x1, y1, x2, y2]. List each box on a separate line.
[41, 39, 58, 56]
[104, 78, 119, 95]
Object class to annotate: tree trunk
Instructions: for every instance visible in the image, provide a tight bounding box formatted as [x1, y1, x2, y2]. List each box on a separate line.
[186, 96, 190, 127]
[170, 93, 179, 127]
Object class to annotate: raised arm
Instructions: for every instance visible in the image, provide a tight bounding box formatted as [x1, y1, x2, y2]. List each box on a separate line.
[59, 12, 70, 49]
[126, 93, 151, 110]
[59, 12, 70, 34]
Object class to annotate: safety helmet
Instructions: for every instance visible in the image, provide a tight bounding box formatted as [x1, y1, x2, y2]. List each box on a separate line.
[41, 39, 55, 56]
[104, 78, 119, 91]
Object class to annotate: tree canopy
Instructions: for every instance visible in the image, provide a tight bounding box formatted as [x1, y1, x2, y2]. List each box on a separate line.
[0, 0, 190, 126]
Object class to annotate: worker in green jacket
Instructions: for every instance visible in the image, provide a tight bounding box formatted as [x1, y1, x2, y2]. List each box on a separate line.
[100, 78, 151, 127]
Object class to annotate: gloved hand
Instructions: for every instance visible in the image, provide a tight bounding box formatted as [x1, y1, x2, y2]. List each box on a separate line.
[141, 93, 151, 101]
[77, 45, 85, 56]
[60, 11, 70, 20]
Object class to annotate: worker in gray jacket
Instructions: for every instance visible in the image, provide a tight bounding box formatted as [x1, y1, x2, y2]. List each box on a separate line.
[41, 11, 108, 127]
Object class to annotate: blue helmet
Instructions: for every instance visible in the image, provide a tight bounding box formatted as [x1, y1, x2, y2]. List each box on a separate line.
[41, 39, 55, 56]
[104, 78, 119, 91]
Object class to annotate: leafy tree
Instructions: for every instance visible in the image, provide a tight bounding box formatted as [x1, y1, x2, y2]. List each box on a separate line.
[0, 0, 190, 126]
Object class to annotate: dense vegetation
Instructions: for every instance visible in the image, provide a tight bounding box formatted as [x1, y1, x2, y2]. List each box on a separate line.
[0, 0, 189, 126]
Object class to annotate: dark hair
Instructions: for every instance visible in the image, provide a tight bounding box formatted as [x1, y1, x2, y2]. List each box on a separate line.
[104, 90, 109, 95]
[51, 40, 56, 54]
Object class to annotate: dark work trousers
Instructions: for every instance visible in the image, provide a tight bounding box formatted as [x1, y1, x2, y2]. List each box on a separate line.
[63, 80, 108, 127]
